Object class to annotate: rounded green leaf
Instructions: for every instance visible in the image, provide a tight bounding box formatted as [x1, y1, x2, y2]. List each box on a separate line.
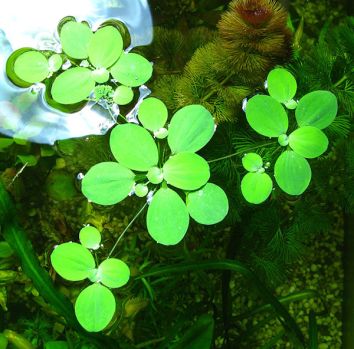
[289, 126, 328, 158]
[88, 26, 123, 68]
[79, 226, 101, 250]
[91, 68, 110, 84]
[163, 153, 210, 190]
[187, 183, 229, 225]
[110, 53, 152, 87]
[245, 95, 288, 137]
[97, 258, 130, 288]
[48, 54, 63, 72]
[168, 105, 215, 154]
[50, 242, 95, 281]
[138, 97, 168, 131]
[147, 187, 189, 245]
[241, 172, 273, 204]
[113, 86, 134, 105]
[75, 284, 115, 332]
[295, 91, 338, 129]
[242, 153, 263, 172]
[147, 167, 164, 184]
[267, 68, 297, 103]
[60, 21, 93, 59]
[110, 124, 158, 171]
[274, 150, 312, 195]
[82, 162, 135, 205]
[51, 67, 95, 104]
[135, 183, 149, 197]
[14, 51, 49, 83]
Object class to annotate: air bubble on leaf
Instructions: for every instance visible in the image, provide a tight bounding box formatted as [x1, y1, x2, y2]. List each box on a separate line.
[111, 104, 120, 116]
[80, 60, 90, 68]
[242, 98, 248, 112]
[30, 83, 43, 94]
[62, 60, 72, 70]
[154, 128, 168, 139]
[264, 80, 268, 89]
[147, 190, 154, 204]
[77, 173, 84, 180]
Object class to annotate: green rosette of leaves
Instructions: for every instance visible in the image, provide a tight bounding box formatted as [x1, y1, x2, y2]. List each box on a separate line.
[50, 226, 130, 332]
[82, 100, 229, 246]
[244, 68, 337, 201]
[7, 19, 152, 107]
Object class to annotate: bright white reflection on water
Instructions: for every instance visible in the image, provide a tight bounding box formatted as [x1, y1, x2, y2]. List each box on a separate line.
[0, 0, 153, 144]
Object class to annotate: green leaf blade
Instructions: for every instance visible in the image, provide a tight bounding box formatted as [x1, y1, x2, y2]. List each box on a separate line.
[289, 126, 328, 158]
[267, 68, 297, 104]
[110, 124, 158, 171]
[187, 183, 229, 225]
[88, 26, 123, 68]
[242, 153, 263, 172]
[241, 172, 273, 204]
[274, 150, 312, 195]
[97, 258, 130, 288]
[51, 67, 95, 104]
[138, 97, 168, 131]
[168, 105, 215, 154]
[295, 91, 337, 129]
[60, 21, 93, 59]
[110, 53, 152, 87]
[245, 95, 288, 137]
[50, 242, 95, 281]
[81, 162, 135, 205]
[79, 226, 101, 250]
[163, 153, 210, 191]
[14, 51, 49, 83]
[147, 187, 189, 245]
[75, 284, 115, 332]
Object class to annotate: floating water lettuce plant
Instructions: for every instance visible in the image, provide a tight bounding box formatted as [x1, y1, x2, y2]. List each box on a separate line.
[243, 68, 338, 202]
[82, 100, 229, 245]
[7, 19, 152, 107]
[51, 226, 130, 332]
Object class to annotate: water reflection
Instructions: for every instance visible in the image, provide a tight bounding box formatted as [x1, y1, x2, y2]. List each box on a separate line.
[0, 0, 153, 144]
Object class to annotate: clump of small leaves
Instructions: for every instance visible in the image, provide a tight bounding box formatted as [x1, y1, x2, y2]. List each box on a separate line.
[81, 99, 229, 245]
[7, 19, 152, 107]
[242, 68, 338, 203]
[50, 226, 130, 332]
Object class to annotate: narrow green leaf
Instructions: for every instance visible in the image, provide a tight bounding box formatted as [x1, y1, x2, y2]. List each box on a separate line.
[110, 124, 158, 171]
[242, 153, 263, 172]
[113, 86, 134, 105]
[267, 68, 297, 104]
[75, 284, 116, 332]
[110, 53, 152, 87]
[245, 95, 288, 137]
[97, 258, 130, 289]
[0, 241, 13, 258]
[241, 172, 273, 204]
[0, 138, 14, 149]
[51, 67, 95, 104]
[187, 183, 229, 225]
[168, 105, 215, 154]
[14, 51, 49, 83]
[295, 91, 337, 129]
[289, 126, 328, 158]
[81, 162, 135, 205]
[60, 21, 93, 59]
[147, 187, 189, 245]
[274, 150, 312, 195]
[50, 242, 95, 281]
[88, 26, 123, 68]
[170, 315, 214, 349]
[163, 153, 210, 191]
[79, 226, 101, 250]
[138, 97, 168, 132]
